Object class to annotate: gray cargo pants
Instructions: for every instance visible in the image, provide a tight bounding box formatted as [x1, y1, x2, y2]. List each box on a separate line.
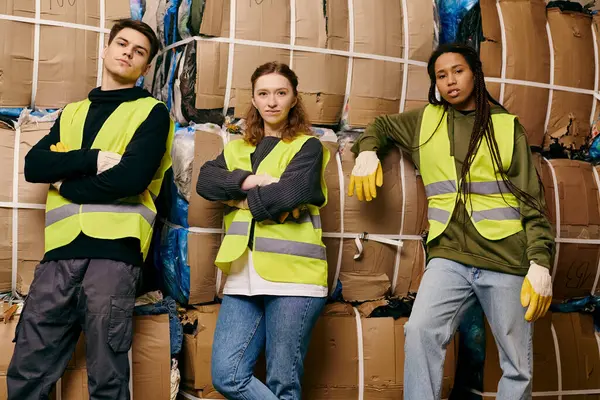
[7, 258, 140, 400]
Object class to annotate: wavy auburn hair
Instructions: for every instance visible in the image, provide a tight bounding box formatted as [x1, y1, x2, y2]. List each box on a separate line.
[244, 62, 311, 146]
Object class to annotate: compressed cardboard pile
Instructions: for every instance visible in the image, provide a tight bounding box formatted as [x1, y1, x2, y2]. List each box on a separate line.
[0, 119, 53, 295]
[0, 0, 130, 109]
[191, 0, 434, 127]
[539, 159, 600, 301]
[475, 312, 600, 398]
[182, 130, 428, 304]
[178, 303, 457, 399]
[0, 314, 171, 400]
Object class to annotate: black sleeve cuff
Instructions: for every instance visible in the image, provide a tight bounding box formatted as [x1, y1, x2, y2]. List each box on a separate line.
[224, 169, 252, 199]
[246, 187, 273, 222]
[85, 149, 100, 175]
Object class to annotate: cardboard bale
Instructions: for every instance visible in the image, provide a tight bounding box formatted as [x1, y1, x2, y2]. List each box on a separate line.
[292, 0, 349, 125]
[0, 121, 51, 294]
[480, 312, 599, 398]
[482, 0, 550, 147]
[0, 208, 11, 294]
[546, 9, 595, 152]
[303, 303, 456, 398]
[480, 0, 502, 100]
[179, 303, 455, 399]
[540, 160, 600, 301]
[0, 1, 34, 107]
[195, 41, 230, 110]
[346, 0, 403, 127]
[404, 65, 430, 112]
[0, 1, 129, 108]
[186, 129, 229, 304]
[322, 143, 427, 301]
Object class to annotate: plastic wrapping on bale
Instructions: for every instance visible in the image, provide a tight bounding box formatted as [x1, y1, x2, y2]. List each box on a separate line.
[436, 0, 478, 45]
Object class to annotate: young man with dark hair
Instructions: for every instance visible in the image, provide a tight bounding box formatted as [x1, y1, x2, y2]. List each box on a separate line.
[7, 19, 173, 400]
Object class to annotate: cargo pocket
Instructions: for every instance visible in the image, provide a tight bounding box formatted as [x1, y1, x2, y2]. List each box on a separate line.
[107, 295, 135, 353]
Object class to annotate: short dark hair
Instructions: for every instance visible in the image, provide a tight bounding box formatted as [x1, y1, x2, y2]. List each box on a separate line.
[108, 19, 160, 63]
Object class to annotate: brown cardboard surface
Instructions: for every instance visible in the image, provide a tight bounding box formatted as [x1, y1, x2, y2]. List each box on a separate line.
[346, 0, 403, 126]
[16, 209, 45, 295]
[181, 304, 220, 390]
[0, 126, 14, 203]
[0, 208, 11, 294]
[188, 129, 226, 229]
[541, 160, 600, 300]
[497, 0, 550, 147]
[187, 232, 222, 304]
[480, 0, 502, 80]
[1, 315, 170, 400]
[178, 385, 225, 399]
[295, 0, 348, 52]
[482, 312, 599, 397]
[405, 0, 434, 62]
[180, 303, 455, 398]
[19, 123, 52, 204]
[546, 9, 595, 151]
[0, 376, 6, 400]
[0, 1, 129, 108]
[404, 66, 430, 113]
[195, 41, 229, 110]
[235, 0, 289, 44]
[0, 16, 34, 107]
[37, 25, 99, 108]
[294, 52, 347, 125]
[199, 0, 228, 37]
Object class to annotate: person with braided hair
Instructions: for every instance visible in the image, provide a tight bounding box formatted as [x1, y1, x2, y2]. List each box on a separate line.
[349, 43, 554, 399]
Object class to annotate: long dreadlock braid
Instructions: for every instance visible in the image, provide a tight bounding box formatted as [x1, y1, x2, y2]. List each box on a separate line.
[426, 43, 545, 220]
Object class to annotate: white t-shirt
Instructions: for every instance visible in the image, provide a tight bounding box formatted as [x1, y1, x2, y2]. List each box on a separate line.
[223, 249, 328, 297]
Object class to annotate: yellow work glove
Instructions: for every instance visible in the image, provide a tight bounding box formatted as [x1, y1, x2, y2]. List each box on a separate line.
[520, 261, 552, 322]
[278, 207, 301, 223]
[348, 151, 383, 202]
[50, 142, 70, 152]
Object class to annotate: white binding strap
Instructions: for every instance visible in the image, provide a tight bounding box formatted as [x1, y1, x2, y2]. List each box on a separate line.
[352, 307, 365, 400]
[179, 390, 201, 400]
[543, 158, 561, 282]
[222, 0, 236, 116]
[97, 0, 106, 87]
[11, 125, 21, 296]
[399, 0, 409, 112]
[289, 0, 296, 69]
[31, 0, 41, 108]
[544, 21, 555, 135]
[341, 0, 355, 121]
[496, 0, 507, 104]
[551, 322, 563, 400]
[331, 151, 345, 296]
[591, 22, 599, 125]
[0, 13, 110, 33]
[391, 150, 407, 292]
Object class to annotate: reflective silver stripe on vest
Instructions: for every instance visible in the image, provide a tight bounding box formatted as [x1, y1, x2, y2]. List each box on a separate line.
[297, 213, 322, 230]
[45, 203, 80, 227]
[254, 237, 327, 261]
[425, 180, 457, 197]
[81, 203, 156, 225]
[467, 181, 511, 195]
[471, 207, 521, 222]
[227, 221, 249, 236]
[428, 207, 451, 223]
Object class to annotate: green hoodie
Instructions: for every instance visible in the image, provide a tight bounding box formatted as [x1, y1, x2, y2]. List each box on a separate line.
[351, 105, 555, 276]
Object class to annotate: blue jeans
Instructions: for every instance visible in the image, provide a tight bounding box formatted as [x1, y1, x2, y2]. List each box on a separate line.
[211, 295, 326, 400]
[404, 258, 532, 400]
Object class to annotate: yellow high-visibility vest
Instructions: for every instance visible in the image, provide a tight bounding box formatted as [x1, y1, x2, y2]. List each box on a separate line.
[419, 104, 523, 243]
[44, 97, 174, 260]
[215, 135, 330, 286]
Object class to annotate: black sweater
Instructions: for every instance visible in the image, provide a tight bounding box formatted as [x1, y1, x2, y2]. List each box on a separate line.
[196, 136, 326, 222]
[24, 87, 171, 266]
